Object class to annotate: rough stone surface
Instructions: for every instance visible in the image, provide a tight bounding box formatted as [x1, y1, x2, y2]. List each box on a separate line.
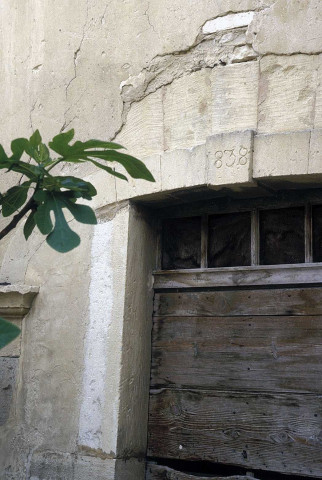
[211, 61, 259, 134]
[120, 28, 257, 109]
[258, 55, 319, 134]
[309, 129, 322, 174]
[253, 130, 311, 179]
[314, 55, 322, 128]
[29, 453, 74, 480]
[164, 69, 212, 150]
[116, 89, 164, 158]
[249, 0, 322, 55]
[74, 456, 116, 479]
[207, 130, 254, 186]
[0, 357, 18, 426]
[161, 144, 207, 192]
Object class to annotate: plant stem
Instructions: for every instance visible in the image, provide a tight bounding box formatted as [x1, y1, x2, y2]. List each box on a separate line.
[0, 197, 35, 240]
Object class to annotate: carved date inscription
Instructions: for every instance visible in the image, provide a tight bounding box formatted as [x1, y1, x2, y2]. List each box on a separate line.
[214, 146, 250, 169]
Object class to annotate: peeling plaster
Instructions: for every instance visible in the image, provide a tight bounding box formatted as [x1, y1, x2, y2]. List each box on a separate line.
[114, 20, 258, 142]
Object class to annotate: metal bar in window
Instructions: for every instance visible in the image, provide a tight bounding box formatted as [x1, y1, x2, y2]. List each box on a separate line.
[251, 210, 259, 266]
[305, 203, 313, 263]
[201, 214, 208, 268]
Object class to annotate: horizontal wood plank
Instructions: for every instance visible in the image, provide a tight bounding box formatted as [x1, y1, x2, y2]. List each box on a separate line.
[153, 264, 322, 290]
[151, 315, 322, 393]
[146, 463, 257, 480]
[147, 389, 322, 478]
[154, 288, 322, 317]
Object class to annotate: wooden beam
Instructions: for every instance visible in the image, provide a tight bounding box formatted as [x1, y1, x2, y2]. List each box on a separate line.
[153, 264, 322, 290]
[154, 287, 322, 317]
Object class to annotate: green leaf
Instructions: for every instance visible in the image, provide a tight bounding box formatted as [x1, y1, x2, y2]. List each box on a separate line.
[11, 138, 29, 160]
[0, 182, 31, 217]
[39, 143, 50, 164]
[46, 194, 80, 252]
[24, 210, 36, 240]
[29, 130, 42, 148]
[0, 317, 20, 350]
[87, 159, 128, 181]
[34, 195, 54, 235]
[0, 144, 9, 165]
[34, 192, 81, 252]
[72, 139, 124, 151]
[49, 129, 75, 156]
[84, 150, 155, 181]
[61, 199, 97, 225]
[42, 175, 97, 197]
[10, 161, 42, 180]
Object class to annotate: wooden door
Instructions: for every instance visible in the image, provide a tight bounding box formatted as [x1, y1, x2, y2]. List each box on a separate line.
[146, 282, 322, 479]
[145, 196, 322, 479]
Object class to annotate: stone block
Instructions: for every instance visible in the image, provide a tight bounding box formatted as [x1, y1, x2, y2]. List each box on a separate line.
[115, 154, 161, 201]
[207, 130, 254, 186]
[29, 452, 74, 480]
[164, 69, 212, 150]
[203, 11, 255, 34]
[309, 129, 322, 174]
[258, 55, 318, 134]
[0, 357, 18, 425]
[161, 144, 207, 192]
[115, 458, 145, 480]
[115, 89, 164, 158]
[210, 62, 259, 134]
[253, 130, 310, 179]
[249, 0, 322, 55]
[74, 456, 116, 480]
[314, 55, 322, 129]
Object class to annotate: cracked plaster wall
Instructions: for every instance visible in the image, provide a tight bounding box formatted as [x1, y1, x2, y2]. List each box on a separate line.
[0, 1, 322, 479]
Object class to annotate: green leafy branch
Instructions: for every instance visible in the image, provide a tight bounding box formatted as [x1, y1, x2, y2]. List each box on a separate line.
[0, 129, 155, 348]
[0, 129, 154, 252]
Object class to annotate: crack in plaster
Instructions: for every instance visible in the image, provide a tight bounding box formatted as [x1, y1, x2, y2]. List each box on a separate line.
[63, 0, 89, 131]
[100, 0, 112, 25]
[143, 3, 156, 34]
[29, 100, 37, 133]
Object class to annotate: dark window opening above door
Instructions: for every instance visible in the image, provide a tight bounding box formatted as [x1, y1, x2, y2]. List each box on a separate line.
[161, 201, 322, 270]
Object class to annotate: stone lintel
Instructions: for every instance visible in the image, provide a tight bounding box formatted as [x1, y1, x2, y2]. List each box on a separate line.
[108, 129, 322, 205]
[0, 284, 39, 357]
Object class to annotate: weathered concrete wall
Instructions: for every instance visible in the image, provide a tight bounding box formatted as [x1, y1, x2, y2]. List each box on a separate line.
[0, 1, 321, 479]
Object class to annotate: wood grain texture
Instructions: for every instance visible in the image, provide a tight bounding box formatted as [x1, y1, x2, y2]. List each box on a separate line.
[154, 288, 322, 317]
[151, 315, 322, 393]
[153, 265, 322, 290]
[147, 389, 322, 477]
[146, 463, 257, 480]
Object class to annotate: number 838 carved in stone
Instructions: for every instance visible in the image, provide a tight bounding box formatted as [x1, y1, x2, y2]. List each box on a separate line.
[214, 146, 249, 168]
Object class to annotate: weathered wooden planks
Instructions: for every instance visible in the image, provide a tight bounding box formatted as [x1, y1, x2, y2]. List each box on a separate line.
[151, 315, 322, 393]
[154, 287, 322, 317]
[146, 463, 258, 480]
[147, 389, 322, 478]
[153, 264, 322, 290]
